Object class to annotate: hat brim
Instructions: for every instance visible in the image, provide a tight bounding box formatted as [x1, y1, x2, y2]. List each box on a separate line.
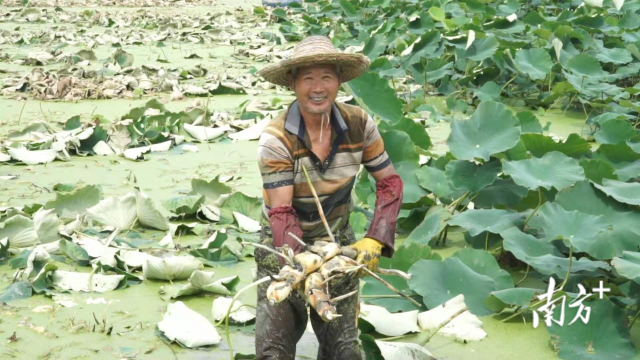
[257, 53, 370, 87]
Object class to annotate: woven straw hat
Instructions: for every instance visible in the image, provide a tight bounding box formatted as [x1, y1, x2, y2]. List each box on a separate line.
[258, 36, 370, 87]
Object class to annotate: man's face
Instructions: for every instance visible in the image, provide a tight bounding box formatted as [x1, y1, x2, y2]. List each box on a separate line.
[290, 64, 341, 115]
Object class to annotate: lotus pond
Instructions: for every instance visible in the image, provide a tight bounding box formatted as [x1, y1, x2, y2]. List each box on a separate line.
[1, 0, 640, 359]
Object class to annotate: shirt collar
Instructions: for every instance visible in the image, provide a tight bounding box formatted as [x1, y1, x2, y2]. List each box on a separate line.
[285, 100, 348, 142]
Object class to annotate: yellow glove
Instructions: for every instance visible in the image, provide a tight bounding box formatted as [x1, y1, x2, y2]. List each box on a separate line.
[350, 237, 384, 272]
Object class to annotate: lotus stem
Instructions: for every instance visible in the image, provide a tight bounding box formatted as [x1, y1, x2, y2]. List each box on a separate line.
[558, 244, 573, 291]
[223, 276, 271, 360]
[376, 268, 411, 280]
[629, 308, 640, 328]
[422, 307, 468, 345]
[104, 228, 120, 247]
[339, 256, 421, 308]
[522, 189, 543, 229]
[286, 232, 307, 247]
[515, 265, 530, 286]
[330, 290, 358, 303]
[301, 165, 336, 243]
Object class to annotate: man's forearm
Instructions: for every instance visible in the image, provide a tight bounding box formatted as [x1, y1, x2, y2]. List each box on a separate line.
[365, 174, 403, 257]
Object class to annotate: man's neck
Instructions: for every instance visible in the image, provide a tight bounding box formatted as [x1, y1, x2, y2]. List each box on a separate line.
[299, 105, 332, 135]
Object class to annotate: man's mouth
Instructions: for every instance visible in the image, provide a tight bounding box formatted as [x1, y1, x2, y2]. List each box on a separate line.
[309, 96, 327, 103]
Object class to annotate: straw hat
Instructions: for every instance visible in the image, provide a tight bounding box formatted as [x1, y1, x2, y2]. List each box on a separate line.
[258, 36, 370, 87]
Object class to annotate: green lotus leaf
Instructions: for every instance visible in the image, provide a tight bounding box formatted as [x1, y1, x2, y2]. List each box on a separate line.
[405, 206, 452, 245]
[556, 181, 640, 259]
[190, 176, 232, 203]
[113, 48, 134, 68]
[485, 287, 539, 313]
[520, 133, 590, 159]
[450, 209, 525, 237]
[579, 159, 617, 185]
[501, 227, 611, 278]
[0, 215, 38, 248]
[362, 242, 437, 312]
[474, 81, 500, 101]
[416, 166, 454, 198]
[447, 101, 521, 161]
[595, 119, 635, 144]
[612, 251, 640, 285]
[445, 159, 501, 193]
[614, 160, 640, 181]
[593, 178, 640, 206]
[220, 192, 263, 221]
[381, 131, 427, 203]
[403, 30, 442, 66]
[473, 178, 529, 209]
[546, 299, 637, 360]
[344, 71, 403, 123]
[163, 195, 205, 216]
[515, 48, 553, 80]
[390, 117, 432, 151]
[461, 36, 499, 61]
[339, 0, 357, 17]
[408, 248, 513, 315]
[516, 111, 543, 134]
[503, 151, 585, 190]
[528, 202, 610, 253]
[594, 142, 640, 164]
[44, 185, 102, 220]
[595, 47, 633, 65]
[565, 53, 604, 77]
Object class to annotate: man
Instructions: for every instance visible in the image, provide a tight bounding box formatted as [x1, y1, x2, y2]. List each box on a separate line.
[255, 36, 404, 360]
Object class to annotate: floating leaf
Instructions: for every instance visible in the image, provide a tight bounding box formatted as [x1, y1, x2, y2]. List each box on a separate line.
[164, 195, 205, 216]
[0, 215, 38, 248]
[158, 301, 221, 348]
[191, 176, 232, 203]
[447, 101, 521, 161]
[484, 288, 538, 313]
[87, 193, 137, 229]
[142, 255, 203, 281]
[135, 189, 169, 231]
[359, 304, 420, 336]
[416, 166, 454, 198]
[113, 48, 134, 67]
[44, 185, 102, 220]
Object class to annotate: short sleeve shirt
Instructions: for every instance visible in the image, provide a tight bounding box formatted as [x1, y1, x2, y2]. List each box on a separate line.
[257, 100, 391, 240]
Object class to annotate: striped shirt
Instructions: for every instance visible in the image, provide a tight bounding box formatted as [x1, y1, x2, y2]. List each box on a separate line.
[257, 100, 391, 240]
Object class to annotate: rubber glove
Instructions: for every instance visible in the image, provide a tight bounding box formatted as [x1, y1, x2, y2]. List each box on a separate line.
[350, 237, 384, 272]
[365, 174, 403, 257]
[268, 205, 304, 266]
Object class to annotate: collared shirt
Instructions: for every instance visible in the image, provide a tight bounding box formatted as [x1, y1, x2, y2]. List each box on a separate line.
[257, 100, 391, 240]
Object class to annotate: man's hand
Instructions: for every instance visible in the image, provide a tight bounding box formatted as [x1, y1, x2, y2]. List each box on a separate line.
[350, 237, 384, 272]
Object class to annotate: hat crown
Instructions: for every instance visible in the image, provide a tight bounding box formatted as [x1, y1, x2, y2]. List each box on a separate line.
[292, 36, 338, 59]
